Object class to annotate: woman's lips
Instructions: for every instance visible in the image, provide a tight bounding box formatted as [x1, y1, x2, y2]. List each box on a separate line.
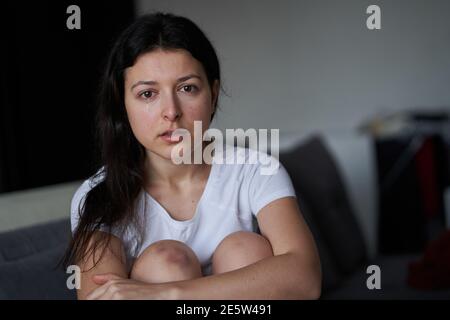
[159, 130, 183, 143]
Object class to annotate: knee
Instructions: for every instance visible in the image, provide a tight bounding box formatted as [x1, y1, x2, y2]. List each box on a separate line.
[217, 231, 273, 255]
[140, 240, 196, 265]
[130, 240, 201, 283]
[212, 231, 273, 274]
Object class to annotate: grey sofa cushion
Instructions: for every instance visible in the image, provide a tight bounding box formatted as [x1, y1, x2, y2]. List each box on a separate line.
[279, 135, 367, 275]
[0, 219, 71, 263]
[296, 196, 344, 293]
[0, 243, 76, 299]
[0, 218, 76, 299]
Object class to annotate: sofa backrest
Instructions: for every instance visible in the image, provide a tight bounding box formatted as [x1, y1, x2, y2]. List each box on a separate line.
[279, 135, 368, 289]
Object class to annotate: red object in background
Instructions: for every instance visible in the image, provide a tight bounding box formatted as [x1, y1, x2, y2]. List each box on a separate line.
[407, 230, 450, 290]
[414, 137, 441, 219]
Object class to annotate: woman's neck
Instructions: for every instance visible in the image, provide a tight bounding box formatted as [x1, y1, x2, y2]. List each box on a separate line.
[144, 150, 211, 189]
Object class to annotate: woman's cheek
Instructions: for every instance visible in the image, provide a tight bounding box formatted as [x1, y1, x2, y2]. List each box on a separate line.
[185, 97, 213, 121]
[128, 107, 158, 144]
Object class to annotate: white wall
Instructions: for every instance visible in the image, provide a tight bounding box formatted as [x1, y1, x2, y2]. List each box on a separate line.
[134, 0, 450, 257]
[136, 0, 450, 135]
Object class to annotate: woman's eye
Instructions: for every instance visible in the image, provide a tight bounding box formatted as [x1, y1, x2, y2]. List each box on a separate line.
[139, 90, 153, 99]
[181, 85, 197, 93]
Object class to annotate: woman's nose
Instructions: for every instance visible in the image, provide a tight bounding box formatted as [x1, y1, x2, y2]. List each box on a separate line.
[161, 93, 181, 121]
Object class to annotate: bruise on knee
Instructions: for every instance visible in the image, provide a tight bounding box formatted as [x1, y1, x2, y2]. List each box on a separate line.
[130, 240, 202, 283]
[138, 241, 197, 266]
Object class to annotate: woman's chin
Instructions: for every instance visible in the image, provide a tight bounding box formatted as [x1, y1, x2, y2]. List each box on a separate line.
[146, 146, 182, 163]
[145, 140, 196, 164]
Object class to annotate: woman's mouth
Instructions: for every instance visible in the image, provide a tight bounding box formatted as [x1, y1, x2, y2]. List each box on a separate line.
[159, 130, 183, 143]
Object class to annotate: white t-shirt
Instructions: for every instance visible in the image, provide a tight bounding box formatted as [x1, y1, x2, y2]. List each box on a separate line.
[70, 146, 297, 275]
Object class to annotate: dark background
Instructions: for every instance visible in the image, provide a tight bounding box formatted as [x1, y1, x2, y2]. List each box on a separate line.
[0, 0, 135, 193]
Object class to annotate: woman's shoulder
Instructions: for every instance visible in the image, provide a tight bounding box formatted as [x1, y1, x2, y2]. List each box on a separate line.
[214, 144, 273, 162]
[71, 167, 106, 210]
[214, 145, 280, 176]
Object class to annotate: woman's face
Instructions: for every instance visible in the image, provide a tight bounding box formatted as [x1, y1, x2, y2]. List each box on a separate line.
[124, 49, 219, 161]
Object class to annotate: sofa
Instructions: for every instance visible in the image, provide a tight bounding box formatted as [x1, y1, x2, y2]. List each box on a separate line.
[279, 135, 450, 299]
[0, 134, 449, 299]
[0, 218, 74, 299]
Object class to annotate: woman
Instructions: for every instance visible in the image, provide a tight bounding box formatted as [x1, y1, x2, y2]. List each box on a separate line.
[62, 12, 321, 300]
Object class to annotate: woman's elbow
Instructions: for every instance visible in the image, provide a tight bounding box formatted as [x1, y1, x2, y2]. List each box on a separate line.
[308, 280, 322, 300]
[308, 264, 323, 300]
[292, 262, 322, 300]
[287, 275, 321, 300]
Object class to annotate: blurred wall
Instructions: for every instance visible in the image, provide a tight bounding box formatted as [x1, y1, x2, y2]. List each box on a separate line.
[135, 0, 450, 257]
[136, 0, 450, 135]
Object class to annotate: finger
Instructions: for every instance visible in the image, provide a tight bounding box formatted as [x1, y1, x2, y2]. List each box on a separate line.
[92, 273, 123, 284]
[92, 277, 108, 285]
[86, 282, 111, 300]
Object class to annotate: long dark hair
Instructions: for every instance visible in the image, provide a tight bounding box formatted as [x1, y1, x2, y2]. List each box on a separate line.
[61, 12, 221, 271]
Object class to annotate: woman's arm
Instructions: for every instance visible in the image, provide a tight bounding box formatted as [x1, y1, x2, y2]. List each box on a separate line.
[76, 231, 128, 300]
[171, 197, 322, 299]
[87, 197, 322, 299]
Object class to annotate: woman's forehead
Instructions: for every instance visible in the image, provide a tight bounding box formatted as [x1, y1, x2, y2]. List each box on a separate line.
[125, 49, 206, 84]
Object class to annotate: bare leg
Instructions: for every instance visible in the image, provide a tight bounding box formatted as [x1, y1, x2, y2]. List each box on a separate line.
[211, 231, 273, 275]
[130, 240, 202, 283]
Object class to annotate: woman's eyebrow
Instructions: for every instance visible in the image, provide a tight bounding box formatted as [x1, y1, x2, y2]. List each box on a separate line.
[131, 80, 157, 90]
[177, 74, 202, 83]
[130, 74, 202, 91]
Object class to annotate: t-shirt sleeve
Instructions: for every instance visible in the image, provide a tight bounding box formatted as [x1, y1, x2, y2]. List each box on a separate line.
[70, 180, 92, 234]
[70, 174, 136, 273]
[70, 175, 122, 238]
[248, 152, 297, 216]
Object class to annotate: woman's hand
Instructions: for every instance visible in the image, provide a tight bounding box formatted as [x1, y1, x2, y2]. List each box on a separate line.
[86, 273, 177, 300]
